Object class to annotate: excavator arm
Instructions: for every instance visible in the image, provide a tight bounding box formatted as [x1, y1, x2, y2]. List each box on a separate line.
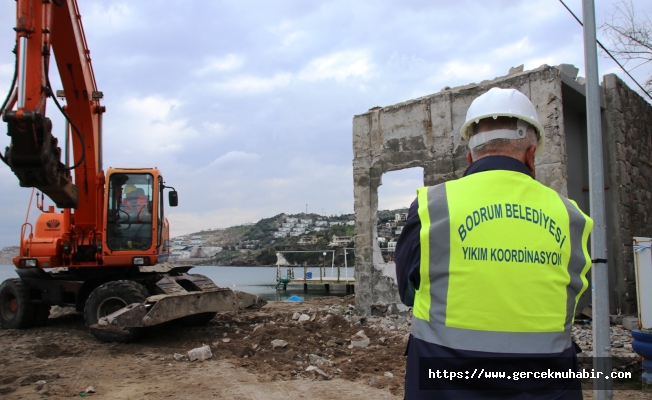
[2, 0, 103, 230]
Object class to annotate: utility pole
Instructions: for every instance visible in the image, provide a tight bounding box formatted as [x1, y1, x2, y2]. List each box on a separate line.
[582, 0, 612, 398]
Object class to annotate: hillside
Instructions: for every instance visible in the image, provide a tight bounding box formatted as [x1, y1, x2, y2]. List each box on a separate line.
[173, 208, 408, 267]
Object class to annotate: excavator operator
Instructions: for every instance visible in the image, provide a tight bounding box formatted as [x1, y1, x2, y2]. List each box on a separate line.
[121, 184, 150, 221]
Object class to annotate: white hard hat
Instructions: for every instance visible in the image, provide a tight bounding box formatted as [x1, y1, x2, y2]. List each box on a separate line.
[460, 87, 545, 157]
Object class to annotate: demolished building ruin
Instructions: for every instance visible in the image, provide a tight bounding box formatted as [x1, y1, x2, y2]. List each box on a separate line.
[352, 64, 652, 316]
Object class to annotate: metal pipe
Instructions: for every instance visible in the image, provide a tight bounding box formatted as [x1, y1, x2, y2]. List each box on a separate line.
[582, 0, 612, 398]
[343, 248, 347, 283]
[16, 36, 27, 109]
[97, 109, 103, 171]
[65, 121, 70, 168]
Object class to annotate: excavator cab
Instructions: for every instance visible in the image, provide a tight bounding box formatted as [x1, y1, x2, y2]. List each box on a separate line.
[102, 168, 172, 266]
[107, 172, 154, 251]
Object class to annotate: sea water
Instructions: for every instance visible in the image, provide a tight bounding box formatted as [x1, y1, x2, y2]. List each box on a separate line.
[0, 265, 355, 301]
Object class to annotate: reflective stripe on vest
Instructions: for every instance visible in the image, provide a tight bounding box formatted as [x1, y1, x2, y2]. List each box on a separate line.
[411, 170, 593, 354]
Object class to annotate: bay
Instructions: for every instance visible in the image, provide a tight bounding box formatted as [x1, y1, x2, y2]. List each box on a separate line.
[0, 265, 355, 301]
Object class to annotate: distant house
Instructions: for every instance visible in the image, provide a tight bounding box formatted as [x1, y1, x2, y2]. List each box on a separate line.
[387, 240, 397, 252]
[346, 220, 355, 226]
[395, 213, 408, 222]
[273, 231, 288, 238]
[300, 219, 313, 225]
[395, 226, 403, 235]
[298, 236, 318, 245]
[328, 235, 352, 247]
[190, 236, 205, 246]
[286, 218, 298, 223]
[171, 245, 194, 260]
[378, 227, 392, 237]
[242, 240, 260, 249]
[315, 221, 328, 227]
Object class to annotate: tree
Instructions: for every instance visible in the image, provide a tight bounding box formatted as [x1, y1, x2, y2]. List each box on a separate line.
[600, 1, 652, 92]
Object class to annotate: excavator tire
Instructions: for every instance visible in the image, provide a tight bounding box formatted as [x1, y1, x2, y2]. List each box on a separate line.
[172, 274, 218, 327]
[0, 279, 36, 329]
[84, 280, 148, 343]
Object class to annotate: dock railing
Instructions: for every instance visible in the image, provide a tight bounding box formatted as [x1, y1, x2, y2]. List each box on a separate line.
[275, 248, 354, 284]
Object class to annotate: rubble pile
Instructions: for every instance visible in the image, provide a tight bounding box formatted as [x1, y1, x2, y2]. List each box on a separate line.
[174, 296, 408, 395]
[571, 323, 638, 359]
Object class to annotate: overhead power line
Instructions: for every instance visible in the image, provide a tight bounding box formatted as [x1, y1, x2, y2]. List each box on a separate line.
[558, 0, 652, 101]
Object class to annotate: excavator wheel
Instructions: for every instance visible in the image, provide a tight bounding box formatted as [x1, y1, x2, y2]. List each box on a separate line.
[84, 280, 148, 343]
[173, 274, 217, 327]
[0, 279, 36, 329]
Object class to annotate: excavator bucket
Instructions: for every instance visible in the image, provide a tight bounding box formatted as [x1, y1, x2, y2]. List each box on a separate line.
[91, 272, 266, 331]
[3, 111, 78, 208]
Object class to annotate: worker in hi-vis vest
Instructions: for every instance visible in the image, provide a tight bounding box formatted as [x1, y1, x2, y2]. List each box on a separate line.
[395, 88, 593, 399]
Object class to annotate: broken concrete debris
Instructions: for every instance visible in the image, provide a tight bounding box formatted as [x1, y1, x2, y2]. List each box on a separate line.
[309, 354, 334, 367]
[571, 323, 637, 359]
[319, 314, 332, 324]
[187, 345, 212, 361]
[622, 317, 639, 331]
[305, 365, 329, 380]
[349, 330, 370, 348]
[298, 314, 310, 323]
[271, 339, 288, 348]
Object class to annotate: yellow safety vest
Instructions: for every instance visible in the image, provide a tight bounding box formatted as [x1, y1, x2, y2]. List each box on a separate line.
[412, 170, 593, 354]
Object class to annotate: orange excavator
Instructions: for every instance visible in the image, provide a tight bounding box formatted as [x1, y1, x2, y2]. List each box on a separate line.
[0, 0, 265, 342]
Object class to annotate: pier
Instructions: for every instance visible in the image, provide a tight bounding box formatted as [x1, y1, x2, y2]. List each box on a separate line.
[275, 249, 355, 294]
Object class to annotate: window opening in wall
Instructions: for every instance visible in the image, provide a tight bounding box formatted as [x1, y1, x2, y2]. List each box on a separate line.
[376, 167, 423, 263]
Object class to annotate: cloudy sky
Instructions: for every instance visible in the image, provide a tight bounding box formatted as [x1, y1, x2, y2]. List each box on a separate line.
[0, 0, 649, 247]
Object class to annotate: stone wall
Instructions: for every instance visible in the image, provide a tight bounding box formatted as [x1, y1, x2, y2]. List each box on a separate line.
[352, 65, 569, 315]
[0, 246, 19, 266]
[603, 74, 652, 314]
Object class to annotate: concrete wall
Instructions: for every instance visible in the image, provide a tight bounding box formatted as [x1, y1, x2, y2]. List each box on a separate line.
[603, 74, 652, 314]
[352, 65, 569, 315]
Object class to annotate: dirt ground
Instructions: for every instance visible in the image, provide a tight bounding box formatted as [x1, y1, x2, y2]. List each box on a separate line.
[0, 296, 405, 399]
[0, 296, 649, 399]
